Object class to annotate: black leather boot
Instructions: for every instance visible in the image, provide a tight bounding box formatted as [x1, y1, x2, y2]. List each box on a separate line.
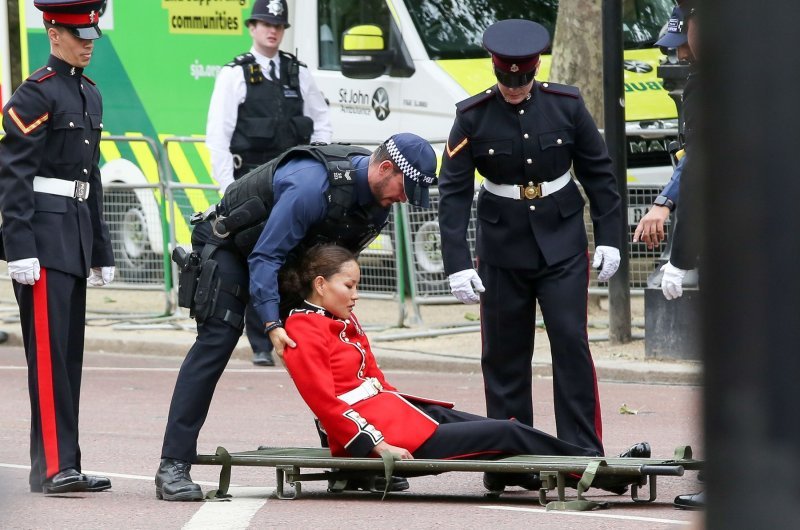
[155, 458, 204, 501]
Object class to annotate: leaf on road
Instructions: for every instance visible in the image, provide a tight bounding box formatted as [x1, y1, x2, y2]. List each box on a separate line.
[619, 403, 638, 415]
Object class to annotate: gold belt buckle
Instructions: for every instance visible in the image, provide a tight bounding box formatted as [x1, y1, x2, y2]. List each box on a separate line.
[522, 183, 542, 200]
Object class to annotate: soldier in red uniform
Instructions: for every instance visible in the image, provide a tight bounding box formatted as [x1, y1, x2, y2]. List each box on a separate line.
[281, 245, 648, 492]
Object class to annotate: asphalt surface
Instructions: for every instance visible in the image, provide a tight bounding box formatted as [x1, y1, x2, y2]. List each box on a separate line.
[0, 293, 704, 529]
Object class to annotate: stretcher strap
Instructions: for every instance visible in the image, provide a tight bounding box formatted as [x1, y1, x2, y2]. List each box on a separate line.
[380, 450, 398, 500]
[674, 445, 692, 460]
[546, 460, 607, 512]
[205, 446, 233, 500]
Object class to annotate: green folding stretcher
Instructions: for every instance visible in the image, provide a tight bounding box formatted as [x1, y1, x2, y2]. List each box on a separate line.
[195, 445, 703, 511]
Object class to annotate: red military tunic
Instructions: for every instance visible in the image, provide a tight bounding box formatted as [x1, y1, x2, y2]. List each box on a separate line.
[284, 305, 453, 457]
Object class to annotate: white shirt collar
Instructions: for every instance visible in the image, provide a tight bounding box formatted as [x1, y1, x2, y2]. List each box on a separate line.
[250, 46, 281, 76]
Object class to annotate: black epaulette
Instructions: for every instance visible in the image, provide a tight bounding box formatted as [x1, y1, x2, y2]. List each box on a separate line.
[538, 81, 580, 99]
[456, 87, 496, 113]
[229, 52, 257, 67]
[27, 67, 56, 84]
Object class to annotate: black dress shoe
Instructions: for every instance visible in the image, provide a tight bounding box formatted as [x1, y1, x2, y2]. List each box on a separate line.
[42, 469, 89, 494]
[86, 475, 112, 492]
[252, 351, 275, 366]
[483, 472, 542, 492]
[674, 491, 705, 510]
[155, 458, 204, 501]
[618, 441, 651, 459]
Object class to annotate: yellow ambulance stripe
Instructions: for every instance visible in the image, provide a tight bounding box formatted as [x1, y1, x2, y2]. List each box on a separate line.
[127, 132, 160, 184]
[99, 134, 122, 162]
[193, 138, 212, 177]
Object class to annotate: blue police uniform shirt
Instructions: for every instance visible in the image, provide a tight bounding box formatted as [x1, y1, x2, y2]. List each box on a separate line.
[247, 155, 381, 323]
[660, 155, 685, 204]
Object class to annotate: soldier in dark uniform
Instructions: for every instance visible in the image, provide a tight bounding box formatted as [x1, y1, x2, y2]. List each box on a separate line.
[206, 0, 332, 367]
[155, 133, 435, 501]
[0, 0, 114, 494]
[438, 19, 646, 492]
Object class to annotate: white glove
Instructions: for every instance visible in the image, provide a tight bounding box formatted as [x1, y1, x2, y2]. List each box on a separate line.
[592, 246, 621, 282]
[448, 269, 485, 304]
[660, 262, 687, 300]
[88, 266, 115, 287]
[8, 258, 41, 285]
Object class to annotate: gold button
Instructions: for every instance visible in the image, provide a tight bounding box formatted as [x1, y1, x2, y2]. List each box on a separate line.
[527, 159, 533, 164]
[488, 148, 495, 155]
[524, 133, 529, 139]
[557, 138, 563, 144]
[528, 181, 533, 186]
[529, 205, 536, 211]
[519, 109, 525, 115]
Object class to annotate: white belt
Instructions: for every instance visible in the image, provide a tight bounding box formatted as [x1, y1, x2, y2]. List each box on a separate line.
[337, 377, 384, 406]
[33, 176, 90, 201]
[482, 171, 571, 200]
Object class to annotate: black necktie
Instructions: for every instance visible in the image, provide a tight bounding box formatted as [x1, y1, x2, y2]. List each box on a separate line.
[268, 60, 277, 81]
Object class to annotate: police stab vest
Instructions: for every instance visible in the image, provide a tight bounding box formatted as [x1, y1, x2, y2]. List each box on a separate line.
[229, 51, 314, 178]
[217, 144, 385, 256]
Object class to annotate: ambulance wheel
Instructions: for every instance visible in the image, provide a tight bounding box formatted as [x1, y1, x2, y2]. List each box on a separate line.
[411, 220, 449, 295]
[106, 189, 162, 284]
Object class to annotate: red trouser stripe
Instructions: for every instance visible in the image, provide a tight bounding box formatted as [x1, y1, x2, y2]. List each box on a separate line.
[33, 268, 60, 477]
[585, 249, 603, 443]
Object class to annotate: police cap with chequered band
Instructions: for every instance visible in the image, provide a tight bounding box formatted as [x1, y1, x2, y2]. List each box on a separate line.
[383, 133, 437, 208]
[34, 0, 106, 40]
[247, 0, 291, 28]
[483, 19, 550, 88]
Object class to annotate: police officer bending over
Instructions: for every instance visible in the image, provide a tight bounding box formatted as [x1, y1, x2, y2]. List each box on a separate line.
[156, 133, 436, 501]
[438, 19, 649, 493]
[206, 0, 332, 367]
[0, 0, 114, 494]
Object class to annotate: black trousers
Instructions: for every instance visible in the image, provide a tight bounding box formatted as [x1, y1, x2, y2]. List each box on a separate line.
[161, 228, 250, 463]
[413, 404, 598, 459]
[477, 252, 604, 455]
[15, 268, 87, 487]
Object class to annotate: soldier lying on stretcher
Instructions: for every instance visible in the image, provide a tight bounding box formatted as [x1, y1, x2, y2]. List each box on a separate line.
[278, 244, 651, 493]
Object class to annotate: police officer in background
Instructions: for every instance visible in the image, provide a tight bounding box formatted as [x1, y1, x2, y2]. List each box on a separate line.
[0, 0, 114, 494]
[206, 0, 332, 367]
[156, 133, 436, 501]
[438, 19, 646, 492]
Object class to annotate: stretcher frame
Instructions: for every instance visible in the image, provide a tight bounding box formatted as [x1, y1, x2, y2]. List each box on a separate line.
[195, 445, 702, 511]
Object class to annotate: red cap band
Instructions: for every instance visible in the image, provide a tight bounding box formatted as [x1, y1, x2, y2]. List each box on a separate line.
[43, 10, 99, 26]
[492, 54, 539, 74]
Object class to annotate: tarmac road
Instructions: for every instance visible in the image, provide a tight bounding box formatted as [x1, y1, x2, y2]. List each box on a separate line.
[0, 347, 704, 530]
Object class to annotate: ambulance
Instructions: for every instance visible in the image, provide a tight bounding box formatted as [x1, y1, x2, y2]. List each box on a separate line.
[2, 0, 678, 282]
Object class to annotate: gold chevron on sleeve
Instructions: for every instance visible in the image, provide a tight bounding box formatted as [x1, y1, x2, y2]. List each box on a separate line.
[7, 107, 49, 135]
[446, 137, 469, 158]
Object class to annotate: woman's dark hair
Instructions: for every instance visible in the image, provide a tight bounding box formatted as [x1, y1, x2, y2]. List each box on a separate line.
[280, 244, 357, 300]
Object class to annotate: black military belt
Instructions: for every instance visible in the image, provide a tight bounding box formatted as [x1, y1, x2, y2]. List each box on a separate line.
[33, 176, 90, 201]
[482, 171, 571, 200]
